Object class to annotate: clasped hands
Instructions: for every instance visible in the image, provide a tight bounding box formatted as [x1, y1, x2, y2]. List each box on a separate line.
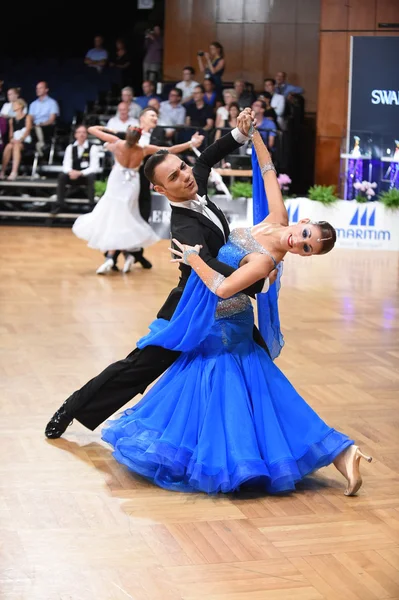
[169, 239, 278, 286]
[237, 107, 257, 138]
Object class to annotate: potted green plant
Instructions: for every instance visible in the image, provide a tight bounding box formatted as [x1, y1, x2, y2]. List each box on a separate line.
[230, 181, 253, 199]
[307, 184, 338, 205]
[94, 179, 108, 200]
[379, 188, 399, 210]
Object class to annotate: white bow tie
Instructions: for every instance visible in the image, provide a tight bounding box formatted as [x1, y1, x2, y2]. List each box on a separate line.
[195, 196, 207, 207]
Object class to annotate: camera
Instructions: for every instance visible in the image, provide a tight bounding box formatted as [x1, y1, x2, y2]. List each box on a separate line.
[197, 51, 204, 57]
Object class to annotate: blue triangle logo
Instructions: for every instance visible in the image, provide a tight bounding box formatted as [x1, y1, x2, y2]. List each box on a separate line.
[350, 209, 359, 226]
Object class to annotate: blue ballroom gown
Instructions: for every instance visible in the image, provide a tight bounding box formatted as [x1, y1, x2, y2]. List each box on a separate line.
[102, 227, 353, 494]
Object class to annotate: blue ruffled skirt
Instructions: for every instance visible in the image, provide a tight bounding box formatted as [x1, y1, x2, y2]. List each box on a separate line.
[102, 304, 353, 494]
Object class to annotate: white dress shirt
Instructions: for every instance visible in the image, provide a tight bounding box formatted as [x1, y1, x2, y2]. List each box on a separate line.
[62, 140, 101, 176]
[176, 80, 200, 101]
[106, 115, 139, 132]
[170, 194, 226, 240]
[270, 93, 286, 130]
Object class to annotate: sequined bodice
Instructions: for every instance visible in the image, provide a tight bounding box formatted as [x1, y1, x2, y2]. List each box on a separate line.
[218, 228, 277, 270]
[214, 228, 277, 322]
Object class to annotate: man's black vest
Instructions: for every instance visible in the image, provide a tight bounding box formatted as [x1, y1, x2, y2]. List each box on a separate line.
[72, 143, 92, 171]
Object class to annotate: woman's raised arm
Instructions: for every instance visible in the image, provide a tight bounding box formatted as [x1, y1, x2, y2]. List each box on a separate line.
[251, 129, 288, 226]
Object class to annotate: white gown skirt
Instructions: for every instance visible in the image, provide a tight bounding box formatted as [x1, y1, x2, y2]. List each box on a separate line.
[72, 163, 160, 252]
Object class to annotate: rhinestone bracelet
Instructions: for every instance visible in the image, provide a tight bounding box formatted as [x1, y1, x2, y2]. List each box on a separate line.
[182, 248, 200, 265]
[260, 162, 276, 177]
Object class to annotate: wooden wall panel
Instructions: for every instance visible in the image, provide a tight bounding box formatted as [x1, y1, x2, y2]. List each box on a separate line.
[190, 0, 217, 77]
[320, 0, 348, 30]
[242, 24, 265, 85]
[296, 24, 320, 112]
[215, 24, 244, 82]
[163, 0, 193, 81]
[376, 0, 399, 25]
[269, 0, 297, 23]
[315, 137, 342, 186]
[217, 0, 244, 22]
[348, 0, 376, 30]
[297, 0, 321, 24]
[268, 24, 297, 83]
[244, 0, 272, 23]
[317, 32, 348, 138]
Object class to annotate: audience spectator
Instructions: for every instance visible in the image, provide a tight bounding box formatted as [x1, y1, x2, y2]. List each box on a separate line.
[109, 38, 131, 87]
[143, 25, 163, 82]
[107, 102, 139, 131]
[85, 35, 108, 73]
[28, 81, 59, 156]
[203, 77, 221, 110]
[118, 87, 141, 120]
[275, 71, 304, 97]
[185, 85, 214, 130]
[159, 88, 186, 137]
[252, 100, 276, 149]
[52, 124, 101, 214]
[263, 78, 286, 130]
[135, 80, 161, 110]
[257, 91, 278, 127]
[214, 101, 239, 141]
[147, 98, 167, 126]
[0, 99, 33, 180]
[197, 42, 225, 93]
[176, 66, 200, 104]
[1, 87, 23, 119]
[234, 79, 255, 109]
[215, 88, 238, 128]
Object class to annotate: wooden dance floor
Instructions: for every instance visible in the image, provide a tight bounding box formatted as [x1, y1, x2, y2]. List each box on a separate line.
[1, 226, 399, 599]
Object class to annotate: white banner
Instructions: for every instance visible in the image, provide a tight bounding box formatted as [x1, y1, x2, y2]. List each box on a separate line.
[284, 198, 399, 251]
[149, 193, 399, 251]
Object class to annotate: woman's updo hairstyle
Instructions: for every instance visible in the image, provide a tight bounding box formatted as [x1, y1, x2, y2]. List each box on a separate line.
[314, 221, 337, 255]
[125, 127, 142, 147]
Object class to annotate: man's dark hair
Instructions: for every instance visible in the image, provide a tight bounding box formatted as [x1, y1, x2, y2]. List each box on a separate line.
[264, 78, 276, 86]
[183, 66, 195, 75]
[194, 84, 205, 94]
[144, 149, 170, 184]
[254, 99, 267, 111]
[170, 87, 183, 99]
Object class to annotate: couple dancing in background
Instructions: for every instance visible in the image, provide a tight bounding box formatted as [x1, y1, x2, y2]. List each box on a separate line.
[47, 108, 372, 497]
[72, 122, 204, 274]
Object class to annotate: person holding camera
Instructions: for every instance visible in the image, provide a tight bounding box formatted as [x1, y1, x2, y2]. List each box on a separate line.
[143, 25, 163, 83]
[197, 42, 225, 93]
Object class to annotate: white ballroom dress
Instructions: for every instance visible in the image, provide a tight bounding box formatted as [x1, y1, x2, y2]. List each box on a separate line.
[72, 159, 159, 252]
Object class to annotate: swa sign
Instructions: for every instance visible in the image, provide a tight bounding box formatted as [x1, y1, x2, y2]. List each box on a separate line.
[371, 90, 399, 105]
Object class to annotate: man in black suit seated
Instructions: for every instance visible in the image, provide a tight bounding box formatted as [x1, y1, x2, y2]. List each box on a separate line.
[45, 108, 275, 438]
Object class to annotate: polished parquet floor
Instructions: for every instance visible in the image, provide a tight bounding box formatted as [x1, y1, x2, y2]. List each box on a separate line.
[1, 226, 399, 600]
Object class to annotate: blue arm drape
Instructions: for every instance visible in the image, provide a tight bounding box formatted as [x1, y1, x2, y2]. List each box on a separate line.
[251, 149, 285, 360]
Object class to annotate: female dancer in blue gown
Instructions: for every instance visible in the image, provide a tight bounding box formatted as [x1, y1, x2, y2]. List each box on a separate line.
[102, 125, 372, 497]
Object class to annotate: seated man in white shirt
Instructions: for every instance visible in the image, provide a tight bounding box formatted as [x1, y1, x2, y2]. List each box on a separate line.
[118, 87, 141, 120]
[106, 102, 139, 132]
[176, 66, 200, 104]
[52, 125, 101, 214]
[263, 78, 286, 130]
[28, 81, 60, 156]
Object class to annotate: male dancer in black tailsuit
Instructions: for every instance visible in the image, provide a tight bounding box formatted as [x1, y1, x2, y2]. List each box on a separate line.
[45, 108, 274, 438]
